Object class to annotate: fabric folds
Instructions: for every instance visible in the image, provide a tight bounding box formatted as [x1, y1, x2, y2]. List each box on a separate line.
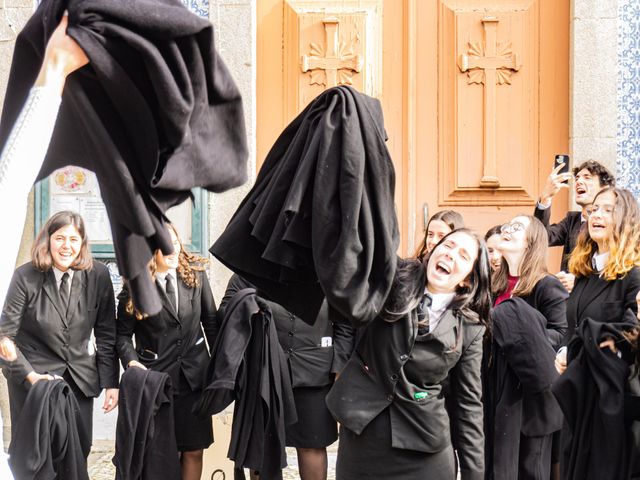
[0, 0, 248, 315]
[8, 379, 90, 480]
[195, 288, 296, 480]
[552, 313, 640, 480]
[211, 85, 399, 325]
[113, 368, 181, 480]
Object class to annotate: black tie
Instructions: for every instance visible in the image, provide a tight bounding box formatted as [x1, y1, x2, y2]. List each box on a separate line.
[417, 293, 432, 333]
[59, 272, 70, 312]
[165, 274, 177, 313]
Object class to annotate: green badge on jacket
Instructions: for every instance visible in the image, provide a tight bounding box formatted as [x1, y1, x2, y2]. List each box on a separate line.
[414, 391, 428, 400]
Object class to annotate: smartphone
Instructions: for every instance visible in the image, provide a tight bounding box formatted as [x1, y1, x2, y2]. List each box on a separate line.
[554, 154, 570, 182]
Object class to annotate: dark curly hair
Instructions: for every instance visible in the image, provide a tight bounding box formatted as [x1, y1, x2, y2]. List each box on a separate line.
[573, 160, 615, 188]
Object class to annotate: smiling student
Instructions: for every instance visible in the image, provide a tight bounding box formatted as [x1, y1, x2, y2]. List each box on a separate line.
[493, 215, 568, 349]
[534, 160, 615, 289]
[0, 210, 119, 453]
[327, 229, 491, 480]
[414, 210, 465, 262]
[558, 187, 640, 345]
[116, 224, 218, 480]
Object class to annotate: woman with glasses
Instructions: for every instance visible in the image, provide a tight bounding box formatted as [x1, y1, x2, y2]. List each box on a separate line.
[485, 215, 568, 480]
[552, 187, 640, 479]
[327, 229, 491, 479]
[492, 215, 568, 348]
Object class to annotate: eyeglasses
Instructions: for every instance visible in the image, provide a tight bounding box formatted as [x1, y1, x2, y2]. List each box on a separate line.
[585, 204, 615, 217]
[500, 221, 526, 234]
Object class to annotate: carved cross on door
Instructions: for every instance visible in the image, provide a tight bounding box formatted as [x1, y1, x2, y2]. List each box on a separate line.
[458, 16, 521, 188]
[301, 17, 362, 88]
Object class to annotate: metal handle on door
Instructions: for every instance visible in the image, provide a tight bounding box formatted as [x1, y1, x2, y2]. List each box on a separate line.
[422, 203, 429, 231]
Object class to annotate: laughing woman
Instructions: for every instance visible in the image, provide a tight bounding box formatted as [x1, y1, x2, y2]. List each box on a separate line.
[116, 224, 218, 480]
[0, 211, 119, 452]
[327, 229, 491, 480]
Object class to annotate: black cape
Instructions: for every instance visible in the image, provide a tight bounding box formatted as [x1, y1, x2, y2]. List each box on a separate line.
[483, 298, 563, 480]
[210, 85, 399, 325]
[195, 288, 296, 480]
[552, 313, 640, 480]
[0, 0, 248, 315]
[8, 379, 90, 480]
[113, 367, 181, 480]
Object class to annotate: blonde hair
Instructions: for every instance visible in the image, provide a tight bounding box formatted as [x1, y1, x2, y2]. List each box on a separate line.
[492, 215, 549, 297]
[568, 187, 640, 280]
[125, 224, 208, 319]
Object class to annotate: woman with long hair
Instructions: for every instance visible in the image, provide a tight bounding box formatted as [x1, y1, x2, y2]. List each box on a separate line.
[327, 228, 491, 479]
[492, 215, 568, 348]
[552, 187, 640, 480]
[116, 224, 218, 480]
[413, 210, 465, 262]
[0, 210, 119, 454]
[485, 225, 503, 272]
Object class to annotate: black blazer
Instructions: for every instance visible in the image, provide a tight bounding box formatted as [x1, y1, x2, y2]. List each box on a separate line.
[521, 274, 569, 350]
[116, 270, 218, 392]
[565, 266, 640, 343]
[326, 309, 485, 480]
[534, 207, 583, 271]
[0, 261, 118, 397]
[220, 274, 355, 387]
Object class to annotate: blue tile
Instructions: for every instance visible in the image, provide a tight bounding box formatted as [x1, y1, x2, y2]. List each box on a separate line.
[618, 0, 640, 199]
[182, 0, 210, 18]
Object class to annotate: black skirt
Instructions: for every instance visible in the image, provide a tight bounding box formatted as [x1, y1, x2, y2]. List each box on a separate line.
[336, 408, 455, 480]
[285, 384, 337, 448]
[173, 374, 213, 452]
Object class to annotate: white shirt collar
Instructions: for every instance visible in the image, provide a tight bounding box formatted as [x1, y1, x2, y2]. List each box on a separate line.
[156, 269, 177, 282]
[52, 267, 74, 284]
[425, 288, 455, 312]
[592, 252, 610, 272]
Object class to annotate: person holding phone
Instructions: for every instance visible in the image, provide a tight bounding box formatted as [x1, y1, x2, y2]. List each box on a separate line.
[534, 159, 615, 291]
[116, 224, 218, 480]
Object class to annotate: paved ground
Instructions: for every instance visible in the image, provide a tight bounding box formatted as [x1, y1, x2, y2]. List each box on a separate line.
[88, 441, 339, 480]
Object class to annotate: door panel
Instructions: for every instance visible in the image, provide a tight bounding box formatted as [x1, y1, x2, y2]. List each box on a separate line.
[257, 0, 569, 266]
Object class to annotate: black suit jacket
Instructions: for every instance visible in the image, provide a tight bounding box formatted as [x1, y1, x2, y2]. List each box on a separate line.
[116, 270, 218, 392]
[326, 309, 485, 480]
[1, 262, 118, 397]
[521, 274, 569, 350]
[565, 267, 640, 343]
[534, 207, 583, 271]
[220, 274, 355, 387]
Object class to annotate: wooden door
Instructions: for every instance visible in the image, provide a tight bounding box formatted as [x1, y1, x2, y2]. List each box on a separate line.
[257, 0, 569, 264]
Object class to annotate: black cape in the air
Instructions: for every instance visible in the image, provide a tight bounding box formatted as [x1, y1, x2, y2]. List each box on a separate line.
[0, 0, 248, 315]
[552, 314, 640, 480]
[210, 85, 399, 326]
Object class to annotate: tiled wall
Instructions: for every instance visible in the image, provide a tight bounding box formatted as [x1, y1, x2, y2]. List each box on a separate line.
[617, 0, 640, 198]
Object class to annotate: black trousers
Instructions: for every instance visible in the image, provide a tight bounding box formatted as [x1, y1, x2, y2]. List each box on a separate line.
[7, 373, 94, 452]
